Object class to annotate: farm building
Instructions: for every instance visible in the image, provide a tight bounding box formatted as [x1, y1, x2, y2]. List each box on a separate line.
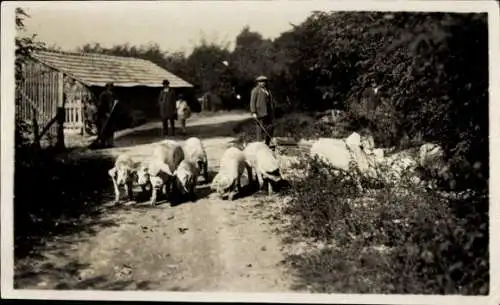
[16, 50, 194, 147]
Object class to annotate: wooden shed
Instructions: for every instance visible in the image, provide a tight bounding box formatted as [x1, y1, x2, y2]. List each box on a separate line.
[16, 50, 193, 147]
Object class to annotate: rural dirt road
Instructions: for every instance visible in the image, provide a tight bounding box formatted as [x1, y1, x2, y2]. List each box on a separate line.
[14, 112, 305, 292]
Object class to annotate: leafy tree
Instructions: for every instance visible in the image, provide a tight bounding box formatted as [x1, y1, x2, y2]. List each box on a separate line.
[15, 8, 44, 87]
[272, 11, 488, 189]
[184, 39, 235, 108]
[15, 7, 45, 149]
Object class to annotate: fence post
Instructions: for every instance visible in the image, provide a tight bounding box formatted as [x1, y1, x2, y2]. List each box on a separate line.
[32, 107, 41, 149]
[55, 71, 65, 150]
[79, 91, 85, 136]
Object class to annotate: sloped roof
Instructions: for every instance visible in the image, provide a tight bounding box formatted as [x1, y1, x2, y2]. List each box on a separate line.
[31, 50, 193, 88]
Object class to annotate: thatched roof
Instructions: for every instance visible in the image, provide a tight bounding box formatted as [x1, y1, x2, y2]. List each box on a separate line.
[31, 50, 193, 88]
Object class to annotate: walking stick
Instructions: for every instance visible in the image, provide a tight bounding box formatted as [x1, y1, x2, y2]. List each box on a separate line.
[253, 116, 278, 150]
[89, 100, 119, 149]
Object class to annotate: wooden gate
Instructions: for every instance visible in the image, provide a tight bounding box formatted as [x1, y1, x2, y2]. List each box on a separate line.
[64, 95, 84, 134]
[63, 76, 93, 135]
[16, 61, 63, 147]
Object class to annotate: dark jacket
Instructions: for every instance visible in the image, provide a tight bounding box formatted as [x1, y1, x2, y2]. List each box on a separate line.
[97, 90, 114, 119]
[158, 88, 177, 119]
[360, 87, 380, 121]
[250, 86, 275, 118]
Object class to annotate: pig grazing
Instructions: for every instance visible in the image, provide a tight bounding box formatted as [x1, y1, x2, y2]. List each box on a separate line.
[243, 141, 284, 195]
[182, 137, 209, 182]
[210, 146, 251, 200]
[145, 140, 185, 206]
[174, 159, 200, 202]
[108, 154, 141, 203]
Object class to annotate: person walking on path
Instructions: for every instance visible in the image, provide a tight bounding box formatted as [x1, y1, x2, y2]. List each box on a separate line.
[176, 94, 191, 135]
[96, 82, 117, 148]
[250, 75, 275, 146]
[158, 79, 177, 136]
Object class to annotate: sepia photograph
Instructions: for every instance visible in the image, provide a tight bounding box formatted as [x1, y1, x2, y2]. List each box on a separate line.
[1, 0, 499, 304]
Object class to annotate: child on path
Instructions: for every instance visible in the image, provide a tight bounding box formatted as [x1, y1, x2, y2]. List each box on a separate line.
[176, 94, 191, 135]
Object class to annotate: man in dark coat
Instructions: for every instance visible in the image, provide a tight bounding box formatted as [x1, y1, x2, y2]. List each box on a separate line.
[359, 81, 381, 129]
[250, 75, 275, 146]
[96, 82, 116, 148]
[158, 79, 177, 136]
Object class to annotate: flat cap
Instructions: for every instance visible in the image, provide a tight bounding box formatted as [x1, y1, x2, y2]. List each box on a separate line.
[256, 75, 268, 82]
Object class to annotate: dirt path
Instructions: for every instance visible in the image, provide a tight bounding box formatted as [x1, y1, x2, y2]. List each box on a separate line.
[15, 112, 303, 292]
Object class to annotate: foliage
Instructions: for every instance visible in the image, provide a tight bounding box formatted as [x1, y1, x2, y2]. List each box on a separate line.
[277, 12, 488, 191]
[15, 8, 46, 148]
[232, 112, 353, 146]
[15, 8, 45, 86]
[281, 156, 488, 294]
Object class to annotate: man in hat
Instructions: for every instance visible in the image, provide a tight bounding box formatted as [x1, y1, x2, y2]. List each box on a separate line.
[250, 75, 275, 146]
[96, 82, 117, 148]
[158, 79, 177, 136]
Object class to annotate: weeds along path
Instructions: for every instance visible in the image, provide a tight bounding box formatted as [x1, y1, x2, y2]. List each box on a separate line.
[15, 112, 301, 292]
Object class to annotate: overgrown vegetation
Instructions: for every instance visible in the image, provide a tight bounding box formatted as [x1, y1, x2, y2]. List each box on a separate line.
[281, 157, 488, 294]
[15, 8, 488, 294]
[14, 9, 117, 258]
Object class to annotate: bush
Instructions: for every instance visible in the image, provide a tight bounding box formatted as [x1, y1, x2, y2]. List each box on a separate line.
[276, 12, 488, 191]
[232, 112, 353, 146]
[282, 156, 488, 294]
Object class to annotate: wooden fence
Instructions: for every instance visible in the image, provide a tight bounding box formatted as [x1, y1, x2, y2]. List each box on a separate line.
[16, 61, 63, 147]
[64, 96, 85, 134]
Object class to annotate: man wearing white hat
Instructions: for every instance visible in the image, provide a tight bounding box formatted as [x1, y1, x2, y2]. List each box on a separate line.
[250, 75, 275, 146]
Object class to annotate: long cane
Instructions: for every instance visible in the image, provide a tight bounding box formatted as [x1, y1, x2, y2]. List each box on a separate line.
[89, 100, 119, 149]
[253, 116, 277, 150]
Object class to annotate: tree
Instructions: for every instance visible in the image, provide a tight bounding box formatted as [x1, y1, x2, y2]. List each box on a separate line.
[184, 40, 234, 108]
[15, 7, 46, 150]
[15, 8, 44, 88]
[229, 26, 278, 107]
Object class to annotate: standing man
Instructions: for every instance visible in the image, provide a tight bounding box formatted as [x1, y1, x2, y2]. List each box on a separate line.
[250, 75, 275, 146]
[96, 82, 117, 148]
[158, 79, 177, 136]
[359, 81, 381, 128]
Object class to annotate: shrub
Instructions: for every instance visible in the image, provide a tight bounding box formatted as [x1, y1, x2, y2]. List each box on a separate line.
[282, 156, 488, 294]
[14, 148, 115, 259]
[232, 112, 353, 147]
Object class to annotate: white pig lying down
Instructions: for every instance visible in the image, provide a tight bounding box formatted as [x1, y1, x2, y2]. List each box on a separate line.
[182, 137, 209, 182]
[243, 141, 285, 195]
[310, 133, 379, 180]
[173, 159, 200, 202]
[108, 154, 151, 203]
[142, 140, 185, 206]
[210, 146, 252, 200]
